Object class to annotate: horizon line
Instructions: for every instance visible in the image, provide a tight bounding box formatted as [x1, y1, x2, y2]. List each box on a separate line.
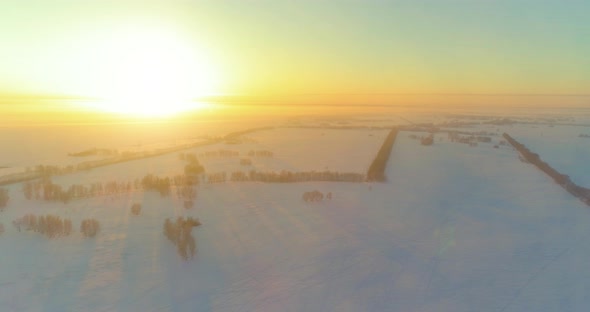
[1, 92, 590, 100]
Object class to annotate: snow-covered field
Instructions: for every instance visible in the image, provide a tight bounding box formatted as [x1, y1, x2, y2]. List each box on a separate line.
[1, 124, 590, 311]
[215, 127, 389, 173]
[41, 127, 388, 187]
[0, 119, 271, 175]
[381, 132, 590, 311]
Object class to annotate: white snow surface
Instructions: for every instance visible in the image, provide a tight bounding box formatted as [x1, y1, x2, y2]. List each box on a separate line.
[234, 127, 389, 172]
[42, 127, 388, 187]
[1, 128, 590, 311]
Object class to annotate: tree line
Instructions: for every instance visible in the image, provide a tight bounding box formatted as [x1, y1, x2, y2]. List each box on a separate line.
[247, 150, 274, 157]
[197, 150, 240, 158]
[18, 168, 362, 205]
[12, 214, 74, 238]
[367, 128, 398, 182]
[22, 173, 199, 203]
[23, 178, 135, 203]
[191, 149, 274, 158]
[227, 170, 364, 183]
[12, 214, 100, 238]
[503, 133, 590, 206]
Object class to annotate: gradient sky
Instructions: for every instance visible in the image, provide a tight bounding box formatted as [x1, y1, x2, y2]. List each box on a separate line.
[0, 0, 589, 102]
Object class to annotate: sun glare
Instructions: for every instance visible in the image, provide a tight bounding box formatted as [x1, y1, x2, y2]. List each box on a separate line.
[87, 99, 211, 117]
[83, 26, 221, 117]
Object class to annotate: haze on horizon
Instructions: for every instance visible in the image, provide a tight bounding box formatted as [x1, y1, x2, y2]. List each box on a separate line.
[0, 0, 589, 119]
[3, 2, 590, 311]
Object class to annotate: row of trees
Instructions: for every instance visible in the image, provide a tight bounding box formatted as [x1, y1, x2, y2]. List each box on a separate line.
[188, 149, 274, 158]
[504, 133, 590, 206]
[367, 128, 398, 182]
[207, 172, 227, 183]
[504, 133, 571, 185]
[18, 167, 360, 209]
[141, 174, 172, 196]
[448, 132, 492, 146]
[28, 164, 77, 176]
[27, 149, 163, 177]
[22, 173, 198, 203]
[12, 214, 73, 238]
[68, 148, 118, 157]
[21, 168, 361, 205]
[247, 150, 274, 157]
[163, 217, 201, 260]
[12, 214, 100, 238]
[227, 170, 364, 183]
[198, 150, 240, 158]
[171, 174, 200, 186]
[23, 179, 135, 203]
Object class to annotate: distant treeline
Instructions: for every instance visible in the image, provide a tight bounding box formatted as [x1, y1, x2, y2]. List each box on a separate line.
[23, 179, 135, 202]
[22, 173, 198, 203]
[0, 137, 222, 187]
[204, 170, 363, 183]
[189, 149, 274, 158]
[226, 170, 364, 183]
[223, 126, 275, 141]
[21, 169, 363, 204]
[366, 128, 399, 182]
[197, 150, 240, 158]
[12, 214, 74, 238]
[284, 125, 392, 130]
[503, 133, 590, 206]
[68, 148, 118, 157]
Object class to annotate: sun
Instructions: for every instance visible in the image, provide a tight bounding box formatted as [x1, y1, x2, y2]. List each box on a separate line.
[83, 26, 221, 117]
